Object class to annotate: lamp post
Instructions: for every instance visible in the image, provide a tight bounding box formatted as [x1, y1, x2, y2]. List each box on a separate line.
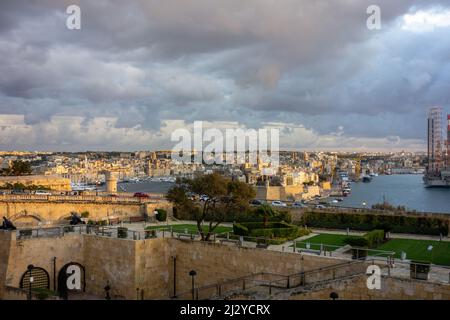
[428, 245, 434, 264]
[104, 281, 111, 300]
[27, 264, 34, 300]
[189, 270, 197, 300]
[330, 292, 339, 300]
[153, 210, 158, 224]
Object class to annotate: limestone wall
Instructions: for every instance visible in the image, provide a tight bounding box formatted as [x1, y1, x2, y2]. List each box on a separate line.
[166, 239, 344, 297]
[284, 274, 450, 300]
[1, 233, 449, 300]
[82, 235, 137, 299]
[0, 231, 12, 298]
[0, 175, 71, 191]
[0, 199, 172, 226]
[3, 232, 84, 296]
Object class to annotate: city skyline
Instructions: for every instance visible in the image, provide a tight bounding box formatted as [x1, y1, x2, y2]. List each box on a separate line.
[0, 1, 450, 152]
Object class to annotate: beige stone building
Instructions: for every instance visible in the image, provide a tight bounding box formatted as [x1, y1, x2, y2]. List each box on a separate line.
[0, 175, 71, 191]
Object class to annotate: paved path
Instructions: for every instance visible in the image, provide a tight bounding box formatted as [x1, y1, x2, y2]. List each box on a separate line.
[312, 228, 450, 242]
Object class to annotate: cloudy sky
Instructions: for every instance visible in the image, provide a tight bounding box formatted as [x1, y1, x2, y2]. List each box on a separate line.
[0, 0, 449, 151]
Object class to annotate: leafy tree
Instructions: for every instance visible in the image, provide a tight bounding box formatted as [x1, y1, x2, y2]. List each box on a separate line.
[255, 203, 277, 227]
[0, 160, 32, 176]
[167, 173, 255, 241]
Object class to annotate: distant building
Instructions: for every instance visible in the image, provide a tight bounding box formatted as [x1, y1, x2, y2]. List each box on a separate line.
[0, 175, 71, 191]
[447, 114, 450, 167]
[427, 107, 444, 174]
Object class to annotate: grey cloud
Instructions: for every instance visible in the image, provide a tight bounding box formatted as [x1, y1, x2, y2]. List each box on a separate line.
[0, 0, 449, 150]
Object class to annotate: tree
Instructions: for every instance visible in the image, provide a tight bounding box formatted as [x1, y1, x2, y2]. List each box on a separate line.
[167, 173, 255, 241]
[0, 160, 32, 176]
[255, 204, 277, 227]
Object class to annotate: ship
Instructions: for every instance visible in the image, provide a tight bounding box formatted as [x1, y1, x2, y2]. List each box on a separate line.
[423, 169, 450, 188]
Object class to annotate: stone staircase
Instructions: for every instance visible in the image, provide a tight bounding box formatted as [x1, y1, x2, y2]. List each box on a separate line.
[175, 259, 374, 300]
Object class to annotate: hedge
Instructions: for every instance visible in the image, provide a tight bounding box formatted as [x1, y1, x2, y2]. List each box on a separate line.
[155, 209, 167, 222]
[364, 229, 384, 247]
[233, 221, 309, 241]
[301, 212, 449, 236]
[233, 223, 249, 236]
[344, 230, 384, 248]
[344, 237, 369, 247]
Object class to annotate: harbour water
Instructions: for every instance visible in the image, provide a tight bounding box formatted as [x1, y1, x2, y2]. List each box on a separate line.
[336, 174, 450, 214]
[117, 181, 174, 194]
[115, 174, 450, 214]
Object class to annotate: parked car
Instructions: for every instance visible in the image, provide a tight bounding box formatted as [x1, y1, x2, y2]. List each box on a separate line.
[0, 191, 6, 195]
[291, 201, 307, 208]
[250, 199, 265, 206]
[11, 189, 26, 195]
[315, 204, 327, 209]
[35, 190, 52, 195]
[199, 194, 209, 201]
[271, 200, 287, 207]
[133, 192, 149, 198]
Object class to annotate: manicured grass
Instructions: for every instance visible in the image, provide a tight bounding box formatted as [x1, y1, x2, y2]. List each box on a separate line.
[291, 233, 450, 265]
[145, 224, 232, 234]
[292, 233, 357, 251]
[375, 239, 450, 266]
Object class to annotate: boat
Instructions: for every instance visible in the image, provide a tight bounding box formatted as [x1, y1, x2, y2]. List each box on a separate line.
[423, 169, 450, 188]
[70, 182, 97, 191]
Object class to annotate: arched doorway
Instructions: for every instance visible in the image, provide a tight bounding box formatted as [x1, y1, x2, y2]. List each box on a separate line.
[10, 212, 43, 227]
[20, 267, 50, 291]
[57, 262, 86, 299]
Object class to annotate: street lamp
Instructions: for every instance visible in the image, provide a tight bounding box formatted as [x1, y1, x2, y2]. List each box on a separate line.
[329, 292, 339, 300]
[189, 270, 197, 300]
[428, 245, 434, 264]
[27, 264, 34, 300]
[104, 281, 111, 300]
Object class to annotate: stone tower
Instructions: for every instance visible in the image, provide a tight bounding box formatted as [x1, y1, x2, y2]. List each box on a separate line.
[105, 171, 118, 193]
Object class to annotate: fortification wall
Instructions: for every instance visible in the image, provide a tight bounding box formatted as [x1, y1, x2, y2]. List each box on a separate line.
[1, 233, 449, 300]
[0, 198, 172, 226]
[284, 274, 450, 300]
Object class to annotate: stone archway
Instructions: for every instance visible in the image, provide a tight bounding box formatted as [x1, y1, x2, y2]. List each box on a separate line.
[20, 266, 50, 291]
[57, 262, 86, 300]
[9, 211, 43, 227]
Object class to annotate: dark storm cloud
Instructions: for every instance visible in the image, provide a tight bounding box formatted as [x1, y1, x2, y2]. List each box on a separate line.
[0, 0, 449, 150]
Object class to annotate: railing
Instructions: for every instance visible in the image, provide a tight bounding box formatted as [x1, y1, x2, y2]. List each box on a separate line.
[172, 260, 372, 300]
[0, 194, 164, 203]
[16, 224, 142, 241]
[13, 225, 450, 285]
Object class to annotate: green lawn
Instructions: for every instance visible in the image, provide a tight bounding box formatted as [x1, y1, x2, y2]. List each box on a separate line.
[291, 234, 450, 265]
[292, 233, 357, 251]
[375, 239, 450, 266]
[145, 224, 232, 234]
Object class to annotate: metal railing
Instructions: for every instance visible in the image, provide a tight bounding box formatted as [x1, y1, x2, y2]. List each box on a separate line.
[0, 194, 163, 204]
[172, 260, 372, 300]
[13, 225, 450, 285]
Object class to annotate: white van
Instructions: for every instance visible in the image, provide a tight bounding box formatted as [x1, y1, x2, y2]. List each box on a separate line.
[35, 190, 52, 196]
